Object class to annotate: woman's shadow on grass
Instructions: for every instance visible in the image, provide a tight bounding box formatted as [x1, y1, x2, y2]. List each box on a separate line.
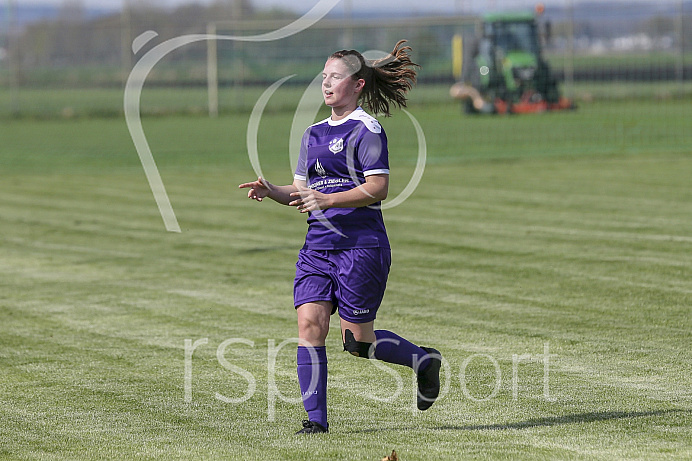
[433, 409, 689, 432]
[349, 409, 689, 433]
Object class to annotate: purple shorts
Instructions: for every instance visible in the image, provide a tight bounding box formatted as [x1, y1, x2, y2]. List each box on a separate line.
[294, 248, 391, 323]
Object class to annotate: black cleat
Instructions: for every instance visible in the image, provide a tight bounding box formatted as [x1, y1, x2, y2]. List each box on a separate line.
[417, 347, 441, 411]
[295, 420, 328, 434]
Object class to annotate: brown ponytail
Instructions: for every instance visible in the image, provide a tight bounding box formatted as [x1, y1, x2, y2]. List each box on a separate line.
[329, 40, 419, 117]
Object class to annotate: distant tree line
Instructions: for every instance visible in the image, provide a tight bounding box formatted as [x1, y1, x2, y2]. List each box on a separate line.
[5, 0, 691, 88]
[549, 14, 692, 45]
[12, 0, 296, 74]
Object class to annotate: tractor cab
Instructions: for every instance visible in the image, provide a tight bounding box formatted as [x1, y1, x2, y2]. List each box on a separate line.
[486, 14, 541, 57]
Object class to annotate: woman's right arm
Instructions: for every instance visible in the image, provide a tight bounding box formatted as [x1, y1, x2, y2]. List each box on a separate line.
[239, 177, 305, 206]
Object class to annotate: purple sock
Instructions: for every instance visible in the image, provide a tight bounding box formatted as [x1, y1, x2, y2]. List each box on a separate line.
[296, 346, 328, 429]
[373, 330, 430, 372]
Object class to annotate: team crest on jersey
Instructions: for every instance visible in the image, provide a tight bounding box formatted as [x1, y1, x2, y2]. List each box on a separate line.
[329, 137, 344, 154]
[315, 158, 327, 178]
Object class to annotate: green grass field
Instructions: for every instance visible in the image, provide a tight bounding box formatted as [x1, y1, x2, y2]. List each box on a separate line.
[1, 99, 690, 459]
[2, 81, 692, 119]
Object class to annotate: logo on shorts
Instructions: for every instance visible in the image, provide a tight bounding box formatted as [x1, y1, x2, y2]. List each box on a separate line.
[353, 308, 370, 316]
[315, 158, 327, 178]
[329, 137, 344, 154]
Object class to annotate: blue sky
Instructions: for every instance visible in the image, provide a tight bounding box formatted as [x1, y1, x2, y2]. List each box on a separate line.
[20, 0, 490, 12]
[18, 0, 676, 14]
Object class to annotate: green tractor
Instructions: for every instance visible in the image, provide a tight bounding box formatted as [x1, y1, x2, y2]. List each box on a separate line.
[451, 9, 574, 114]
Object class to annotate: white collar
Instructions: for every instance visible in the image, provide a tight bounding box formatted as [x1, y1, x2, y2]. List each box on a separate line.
[327, 107, 365, 126]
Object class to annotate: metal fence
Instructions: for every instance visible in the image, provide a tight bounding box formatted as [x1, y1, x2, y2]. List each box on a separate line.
[0, 1, 690, 117]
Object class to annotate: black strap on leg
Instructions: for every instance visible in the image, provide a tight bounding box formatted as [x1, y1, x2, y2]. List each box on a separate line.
[343, 329, 374, 358]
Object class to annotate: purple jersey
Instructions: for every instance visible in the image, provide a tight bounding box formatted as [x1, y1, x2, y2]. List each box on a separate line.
[294, 108, 390, 250]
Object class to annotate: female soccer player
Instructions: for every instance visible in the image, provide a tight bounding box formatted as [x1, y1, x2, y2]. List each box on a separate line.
[239, 40, 441, 434]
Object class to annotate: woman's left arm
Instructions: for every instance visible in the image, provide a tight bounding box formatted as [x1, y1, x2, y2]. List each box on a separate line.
[289, 174, 388, 213]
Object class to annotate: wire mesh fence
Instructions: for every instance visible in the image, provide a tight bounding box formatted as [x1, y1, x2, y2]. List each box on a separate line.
[0, 1, 690, 120]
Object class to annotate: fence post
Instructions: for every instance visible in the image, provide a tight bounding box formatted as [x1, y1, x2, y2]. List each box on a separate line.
[677, 0, 685, 96]
[121, 0, 132, 89]
[7, 0, 19, 116]
[343, 0, 353, 49]
[207, 22, 218, 118]
[565, 0, 575, 100]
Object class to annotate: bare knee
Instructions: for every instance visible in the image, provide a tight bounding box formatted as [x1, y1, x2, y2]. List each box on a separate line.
[298, 316, 328, 341]
[296, 302, 332, 346]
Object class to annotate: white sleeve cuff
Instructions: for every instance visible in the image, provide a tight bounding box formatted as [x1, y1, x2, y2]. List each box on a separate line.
[364, 169, 390, 177]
